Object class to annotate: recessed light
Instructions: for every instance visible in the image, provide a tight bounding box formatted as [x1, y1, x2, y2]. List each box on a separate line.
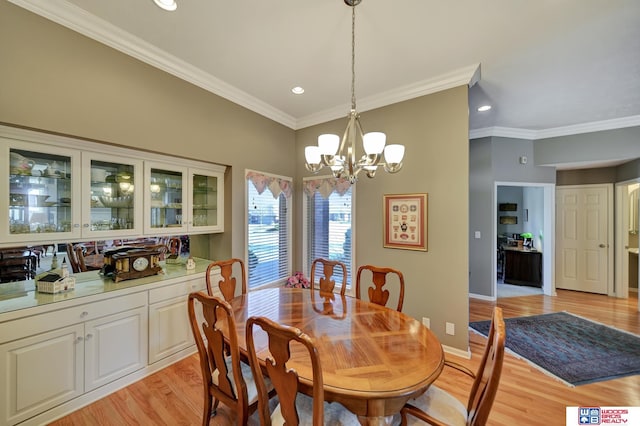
[477, 105, 492, 112]
[153, 0, 177, 11]
[291, 86, 305, 95]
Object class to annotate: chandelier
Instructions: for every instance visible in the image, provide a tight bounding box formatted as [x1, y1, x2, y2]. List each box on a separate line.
[304, 0, 405, 185]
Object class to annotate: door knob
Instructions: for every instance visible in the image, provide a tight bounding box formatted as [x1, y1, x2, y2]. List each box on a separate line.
[599, 244, 606, 248]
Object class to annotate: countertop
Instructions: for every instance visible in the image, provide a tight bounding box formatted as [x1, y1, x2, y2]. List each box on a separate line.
[0, 257, 214, 316]
[501, 245, 541, 254]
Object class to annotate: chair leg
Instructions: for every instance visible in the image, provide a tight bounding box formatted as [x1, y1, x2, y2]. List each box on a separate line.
[202, 394, 217, 426]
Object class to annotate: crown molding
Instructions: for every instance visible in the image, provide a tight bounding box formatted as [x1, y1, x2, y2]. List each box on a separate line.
[470, 115, 640, 141]
[296, 64, 481, 129]
[9, 0, 298, 129]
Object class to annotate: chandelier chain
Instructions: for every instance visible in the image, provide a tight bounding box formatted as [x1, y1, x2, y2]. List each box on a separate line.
[351, 5, 356, 111]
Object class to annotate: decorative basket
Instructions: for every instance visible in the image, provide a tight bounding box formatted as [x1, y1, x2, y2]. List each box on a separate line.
[37, 276, 76, 294]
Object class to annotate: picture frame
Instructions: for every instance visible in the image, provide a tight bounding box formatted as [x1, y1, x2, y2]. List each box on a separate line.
[383, 193, 428, 251]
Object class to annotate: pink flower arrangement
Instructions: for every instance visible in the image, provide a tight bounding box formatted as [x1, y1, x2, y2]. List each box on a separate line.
[285, 271, 310, 289]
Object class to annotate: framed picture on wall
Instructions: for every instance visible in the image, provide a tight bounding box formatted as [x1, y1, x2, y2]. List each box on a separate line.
[383, 193, 428, 251]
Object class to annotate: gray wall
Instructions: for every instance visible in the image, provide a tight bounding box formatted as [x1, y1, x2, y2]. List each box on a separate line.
[469, 137, 555, 297]
[535, 127, 640, 166]
[557, 167, 617, 186]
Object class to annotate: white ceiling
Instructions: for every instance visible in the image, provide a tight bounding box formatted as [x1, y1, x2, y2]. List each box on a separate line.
[10, 0, 640, 157]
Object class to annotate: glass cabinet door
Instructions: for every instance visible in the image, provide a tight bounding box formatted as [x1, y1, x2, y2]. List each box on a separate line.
[4, 141, 81, 242]
[82, 153, 143, 238]
[144, 162, 188, 235]
[189, 167, 224, 233]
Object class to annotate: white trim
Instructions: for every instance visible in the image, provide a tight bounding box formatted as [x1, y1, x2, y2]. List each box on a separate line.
[469, 292, 495, 302]
[442, 344, 471, 360]
[615, 178, 640, 301]
[297, 64, 481, 129]
[470, 115, 640, 141]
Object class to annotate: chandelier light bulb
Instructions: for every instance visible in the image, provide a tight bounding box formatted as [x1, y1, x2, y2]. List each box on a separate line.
[305, 146, 321, 165]
[318, 134, 340, 155]
[384, 144, 405, 164]
[363, 132, 386, 155]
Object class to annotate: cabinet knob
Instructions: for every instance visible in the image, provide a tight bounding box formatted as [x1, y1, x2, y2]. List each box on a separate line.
[75, 336, 83, 343]
[73, 223, 80, 228]
[83, 223, 90, 228]
[85, 333, 93, 340]
[599, 243, 606, 248]
[81, 311, 89, 317]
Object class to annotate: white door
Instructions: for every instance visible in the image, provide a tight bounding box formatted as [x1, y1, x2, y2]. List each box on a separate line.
[556, 184, 612, 294]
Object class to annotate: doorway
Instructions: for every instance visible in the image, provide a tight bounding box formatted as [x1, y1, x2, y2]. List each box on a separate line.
[493, 182, 555, 299]
[615, 180, 640, 311]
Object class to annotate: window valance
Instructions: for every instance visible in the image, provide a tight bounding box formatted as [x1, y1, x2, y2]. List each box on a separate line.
[246, 170, 292, 199]
[303, 177, 351, 199]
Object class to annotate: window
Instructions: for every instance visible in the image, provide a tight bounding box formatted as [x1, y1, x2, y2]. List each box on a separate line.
[246, 171, 292, 289]
[303, 177, 354, 292]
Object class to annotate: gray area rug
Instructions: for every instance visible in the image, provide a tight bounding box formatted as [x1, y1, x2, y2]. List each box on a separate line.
[469, 311, 640, 386]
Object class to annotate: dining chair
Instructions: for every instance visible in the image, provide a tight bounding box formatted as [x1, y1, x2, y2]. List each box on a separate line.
[245, 316, 359, 426]
[355, 264, 405, 312]
[74, 245, 102, 272]
[188, 291, 266, 426]
[400, 307, 506, 426]
[310, 258, 347, 296]
[206, 258, 247, 301]
[65, 243, 81, 273]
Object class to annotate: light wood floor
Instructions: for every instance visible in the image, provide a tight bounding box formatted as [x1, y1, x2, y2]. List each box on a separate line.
[49, 290, 639, 426]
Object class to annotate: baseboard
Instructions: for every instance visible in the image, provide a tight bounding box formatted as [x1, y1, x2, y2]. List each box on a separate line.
[469, 292, 496, 301]
[443, 344, 471, 359]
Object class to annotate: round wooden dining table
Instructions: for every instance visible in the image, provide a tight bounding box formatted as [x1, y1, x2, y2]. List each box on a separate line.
[228, 287, 445, 425]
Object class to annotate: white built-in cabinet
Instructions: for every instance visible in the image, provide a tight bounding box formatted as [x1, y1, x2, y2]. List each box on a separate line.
[148, 273, 217, 363]
[0, 292, 147, 426]
[144, 161, 224, 235]
[1, 126, 225, 246]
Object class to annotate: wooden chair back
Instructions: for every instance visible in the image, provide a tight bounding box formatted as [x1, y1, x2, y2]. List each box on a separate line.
[310, 258, 347, 296]
[400, 307, 505, 425]
[65, 243, 81, 273]
[466, 306, 506, 425]
[355, 265, 405, 312]
[206, 258, 247, 301]
[246, 316, 325, 426]
[188, 291, 254, 426]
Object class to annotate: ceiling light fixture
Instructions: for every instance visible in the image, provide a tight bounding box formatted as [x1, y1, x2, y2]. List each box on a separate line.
[477, 105, 492, 112]
[153, 0, 177, 12]
[291, 86, 305, 95]
[304, 0, 404, 184]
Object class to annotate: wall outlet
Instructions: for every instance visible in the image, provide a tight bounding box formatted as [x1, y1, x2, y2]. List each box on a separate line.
[422, 317, 430, 328]
[446, 322, 455, 335]
[474, 231, 481, 239]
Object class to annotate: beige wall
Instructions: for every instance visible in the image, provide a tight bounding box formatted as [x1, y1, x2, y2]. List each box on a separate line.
[1, 2, 470, 350]
[296, 88, 470, 349]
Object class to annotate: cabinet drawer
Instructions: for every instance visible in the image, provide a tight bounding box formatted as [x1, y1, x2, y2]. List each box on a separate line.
[148, 275, 208, 304]
[0, 292, 147, 344]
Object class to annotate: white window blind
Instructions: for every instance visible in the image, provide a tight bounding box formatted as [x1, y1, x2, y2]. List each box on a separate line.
[303, 178, 354, 289]
[246, 171, 292, 289]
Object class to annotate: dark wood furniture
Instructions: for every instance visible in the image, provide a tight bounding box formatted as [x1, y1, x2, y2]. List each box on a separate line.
[229, 287, 445, 424]
[401, 307, 506, 426]
[205, 258, 247, 301]
[310, 258, 347, 296]
[503, 246, 542, 287]
[188, 291, 262, 426]
[356, 264, 405, 312]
